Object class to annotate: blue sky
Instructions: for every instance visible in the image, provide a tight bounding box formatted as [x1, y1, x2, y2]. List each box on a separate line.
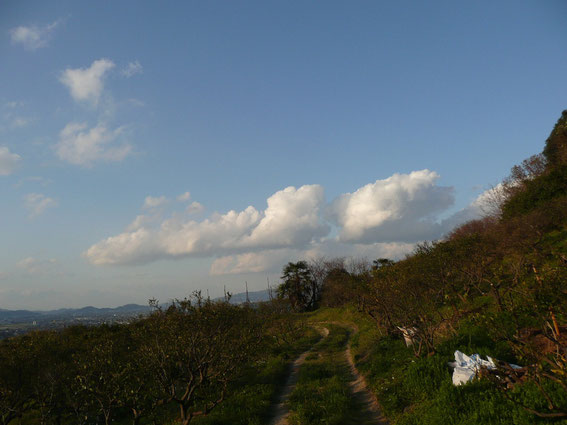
[1, 1, 566, 309]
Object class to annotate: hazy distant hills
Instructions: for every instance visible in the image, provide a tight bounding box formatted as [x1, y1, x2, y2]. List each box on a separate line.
[0, 289, 272, 323]
[0, 304, 152, 323]
[218, 288, 272, 304]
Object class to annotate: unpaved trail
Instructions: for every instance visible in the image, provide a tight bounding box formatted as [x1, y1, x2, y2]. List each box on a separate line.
[313, 321, 389, 425]
[345, 334, 389, 425]
[269, 327, 329, 425]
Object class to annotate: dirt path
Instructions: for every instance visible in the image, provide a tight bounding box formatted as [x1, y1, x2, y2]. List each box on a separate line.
[345, 336, 389, 425]
[269, 327, 329, 425]
[314, 321, 389, 425]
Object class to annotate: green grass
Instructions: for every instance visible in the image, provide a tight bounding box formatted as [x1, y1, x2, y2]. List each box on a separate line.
[287, 324, 353, 425]
[312, 307, 567, 425]
[192, 326, 321, 425]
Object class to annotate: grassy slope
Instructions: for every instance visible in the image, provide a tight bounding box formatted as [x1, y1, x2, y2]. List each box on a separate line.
[306, 307, 567, 425]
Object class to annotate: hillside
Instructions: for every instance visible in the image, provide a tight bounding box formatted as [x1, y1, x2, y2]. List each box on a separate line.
[0, 111, 566, 424]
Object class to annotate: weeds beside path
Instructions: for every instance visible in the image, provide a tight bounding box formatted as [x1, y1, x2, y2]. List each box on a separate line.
[286, 322, 388, 425]
[344, 326, 389, 425]
[269, 327, 329, 425]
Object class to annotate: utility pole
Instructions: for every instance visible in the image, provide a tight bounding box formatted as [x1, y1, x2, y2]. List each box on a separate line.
[267, 276, 273, 301]
[224, 285, 227, 302]
[245, 281, 250, 304]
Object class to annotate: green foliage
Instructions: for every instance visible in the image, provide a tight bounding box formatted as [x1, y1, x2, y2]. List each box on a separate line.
[278, 261, 319, 312]
[543, 110, 567, 167]
[501, 168, 567, 219]
[0, 298, 314, 425]
[287, 325, 354, 425]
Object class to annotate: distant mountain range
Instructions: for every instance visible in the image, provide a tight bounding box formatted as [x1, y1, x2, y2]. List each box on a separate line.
[0, 289, 273, 323]
[0, 304, 152, 323]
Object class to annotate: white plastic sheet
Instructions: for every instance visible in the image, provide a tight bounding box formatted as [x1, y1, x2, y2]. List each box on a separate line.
[450, 350, 497, 385]
[450, 350, 521, 385]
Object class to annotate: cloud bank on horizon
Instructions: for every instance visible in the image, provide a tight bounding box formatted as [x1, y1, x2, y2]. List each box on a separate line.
[85, 170, 488, 274]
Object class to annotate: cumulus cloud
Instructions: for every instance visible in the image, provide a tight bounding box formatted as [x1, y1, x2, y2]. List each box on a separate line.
[55, 122, 132, 166]
[85, 172, 491, 271]
[23, 193, 57, 218]
[10, 20, 61, 50]
[143, 196, 168, 209]
[60, 59, 115, 105]
[329, 170, 454, 243]
[0, 147, 21, 175]
[121, 61, 143, 78]
[85, 185, 329, 265]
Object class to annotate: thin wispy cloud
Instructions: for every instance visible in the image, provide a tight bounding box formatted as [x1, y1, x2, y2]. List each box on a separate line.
[23, 193, 57, 218]
[121, 61, 143, 78]
[16, 257, 59, 275]
[177, 191, 191, 202]
[0, 146, 21, 175]
[143, 196, 168, 209]
[10, 20, 62, 50]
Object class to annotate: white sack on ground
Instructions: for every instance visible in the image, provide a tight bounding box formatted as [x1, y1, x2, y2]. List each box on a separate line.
[450, 350, 496, 385]
[449, 350, 521, 385]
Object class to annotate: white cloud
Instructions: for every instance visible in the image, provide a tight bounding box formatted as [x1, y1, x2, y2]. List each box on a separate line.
[242, 185, 329, 248]
[85, 185, 329, 265]
[11, 117, 31, 128]
[23, 193, 57, 218]
[10, 20, 61, 50]
[210, 240, 416, 276]
[439, 184, 505, 234]
[16, 257, 58, 275]
[121, 61, 143, 78]
[329, 170, 454, 243]
[55, 122, 132, 166]
[177, 191, 191, 202]
[210, 249, 299, 275]
[4, 101, 23, 109]
[125, 215, 154, 232]
[59, 59, 115, 105]
[0, 147, 21, 175]
[143, 196, 168, 209]
[85, 173, 491, 270]
[186, 201, 204, 214]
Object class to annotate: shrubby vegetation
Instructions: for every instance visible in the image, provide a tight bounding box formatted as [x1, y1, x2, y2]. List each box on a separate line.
[276, 110, 567, 423]
[0, 295, 312, 425]
[2, 111, 566, 424]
